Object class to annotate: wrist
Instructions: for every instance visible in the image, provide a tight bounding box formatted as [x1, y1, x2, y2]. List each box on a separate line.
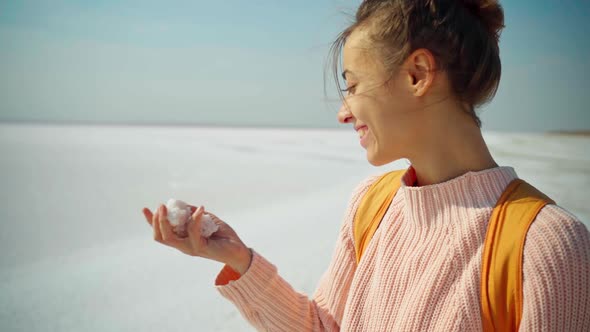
[229, 247, 253, 275]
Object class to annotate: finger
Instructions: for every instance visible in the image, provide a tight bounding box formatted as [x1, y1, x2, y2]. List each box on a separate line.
[142, 208, 153, 226]
[187, 206, 206, 253]
[159, 205, 178, 243]
[153, 207, 163, 243]
[159, 205, 173, 242]
[188, 206, 205, 238]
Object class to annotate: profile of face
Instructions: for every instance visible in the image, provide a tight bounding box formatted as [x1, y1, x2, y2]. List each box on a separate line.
[337, 29, 436, 167]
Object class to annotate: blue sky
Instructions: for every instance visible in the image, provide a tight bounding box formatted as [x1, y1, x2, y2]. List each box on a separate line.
[0, 0, 589, 131]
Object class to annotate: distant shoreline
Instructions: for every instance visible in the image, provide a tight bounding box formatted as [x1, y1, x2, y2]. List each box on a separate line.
[0, 120, 346, 131]
[546, 130, 590, 137]
[1, 120, 588, 136]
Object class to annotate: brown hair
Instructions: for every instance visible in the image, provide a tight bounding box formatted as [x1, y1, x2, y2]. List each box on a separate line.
[329, 0, 505, 127]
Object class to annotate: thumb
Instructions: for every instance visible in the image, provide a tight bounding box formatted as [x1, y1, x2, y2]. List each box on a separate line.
[188, 206, 205, 237]
[185, 206, 209, 256]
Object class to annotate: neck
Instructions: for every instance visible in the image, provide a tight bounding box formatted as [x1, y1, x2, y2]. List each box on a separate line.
[406, 106, 498, 186]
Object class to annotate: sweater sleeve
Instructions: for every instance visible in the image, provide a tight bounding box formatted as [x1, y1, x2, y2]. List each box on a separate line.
[520, 204, 590, 331]
[214, 176, 378, 332]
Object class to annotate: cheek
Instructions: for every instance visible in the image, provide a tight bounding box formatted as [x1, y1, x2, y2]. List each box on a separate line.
[345, 98, 367, 121]
[367, 97, 394, 128]
[370, 98, 411, 144]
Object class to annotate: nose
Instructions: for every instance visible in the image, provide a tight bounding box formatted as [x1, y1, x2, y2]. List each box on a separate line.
[337, 103, 354, 124]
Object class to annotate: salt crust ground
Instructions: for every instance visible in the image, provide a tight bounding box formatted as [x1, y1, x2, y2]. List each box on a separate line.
[0, 124, 587, 331]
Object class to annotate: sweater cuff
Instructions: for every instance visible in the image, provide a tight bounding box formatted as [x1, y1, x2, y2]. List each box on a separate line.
[215, 264, 242, 286]
[215, 251, 277, 305]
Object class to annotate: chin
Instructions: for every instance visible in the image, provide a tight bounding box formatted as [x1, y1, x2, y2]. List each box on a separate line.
[366, 151, 391, 167]
[367, 144, 402, 166]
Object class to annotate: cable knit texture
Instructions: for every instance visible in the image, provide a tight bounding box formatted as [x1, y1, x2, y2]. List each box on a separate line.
[216, 167, 590, 331]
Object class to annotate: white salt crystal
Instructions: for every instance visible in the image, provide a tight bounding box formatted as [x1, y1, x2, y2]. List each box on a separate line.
[165, 199, 219, 238]
[200, 214, 218, 238]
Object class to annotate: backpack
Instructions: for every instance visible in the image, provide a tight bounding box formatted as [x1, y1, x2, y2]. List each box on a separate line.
[353, 170, 554, 332]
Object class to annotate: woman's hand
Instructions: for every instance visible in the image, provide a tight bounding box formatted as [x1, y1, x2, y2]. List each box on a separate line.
[142, 205, 252, 275]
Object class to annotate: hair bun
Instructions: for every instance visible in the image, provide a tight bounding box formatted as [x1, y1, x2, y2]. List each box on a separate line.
[460, 0, 505, 40]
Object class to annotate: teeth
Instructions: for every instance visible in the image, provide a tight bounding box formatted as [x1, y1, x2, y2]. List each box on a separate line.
[358, 128, 367, 138]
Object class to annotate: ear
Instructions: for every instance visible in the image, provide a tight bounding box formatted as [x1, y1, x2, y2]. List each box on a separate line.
[405, 48, 436, 97]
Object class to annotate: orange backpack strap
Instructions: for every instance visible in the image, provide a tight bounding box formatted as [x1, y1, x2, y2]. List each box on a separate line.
[481, 179, 555, 331]
[353, 170, 405, 264]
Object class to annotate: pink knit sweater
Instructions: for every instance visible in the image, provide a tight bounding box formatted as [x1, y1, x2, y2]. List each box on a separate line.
[216, 167, 590, 331]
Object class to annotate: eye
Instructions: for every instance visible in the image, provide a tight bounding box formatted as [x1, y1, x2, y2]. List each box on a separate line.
[340, 85, 357, 95]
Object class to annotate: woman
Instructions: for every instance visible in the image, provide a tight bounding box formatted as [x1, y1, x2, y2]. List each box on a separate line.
[142, 0, 590, 330]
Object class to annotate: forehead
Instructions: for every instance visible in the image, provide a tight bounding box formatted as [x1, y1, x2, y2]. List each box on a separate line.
[342, 29, 382, 79]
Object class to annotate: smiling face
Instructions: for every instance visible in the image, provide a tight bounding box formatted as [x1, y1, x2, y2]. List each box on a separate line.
[337, 29, 421, 166]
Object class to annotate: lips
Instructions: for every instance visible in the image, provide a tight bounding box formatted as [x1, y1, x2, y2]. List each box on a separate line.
[355, 125, 368, 139]
[358, 127, 368, 139]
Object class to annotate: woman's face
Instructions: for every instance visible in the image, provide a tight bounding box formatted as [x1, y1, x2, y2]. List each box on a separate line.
[337, 29, 421, 166]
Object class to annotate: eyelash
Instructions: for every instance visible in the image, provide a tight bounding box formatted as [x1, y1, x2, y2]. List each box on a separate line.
[340, 85, 356, 94]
